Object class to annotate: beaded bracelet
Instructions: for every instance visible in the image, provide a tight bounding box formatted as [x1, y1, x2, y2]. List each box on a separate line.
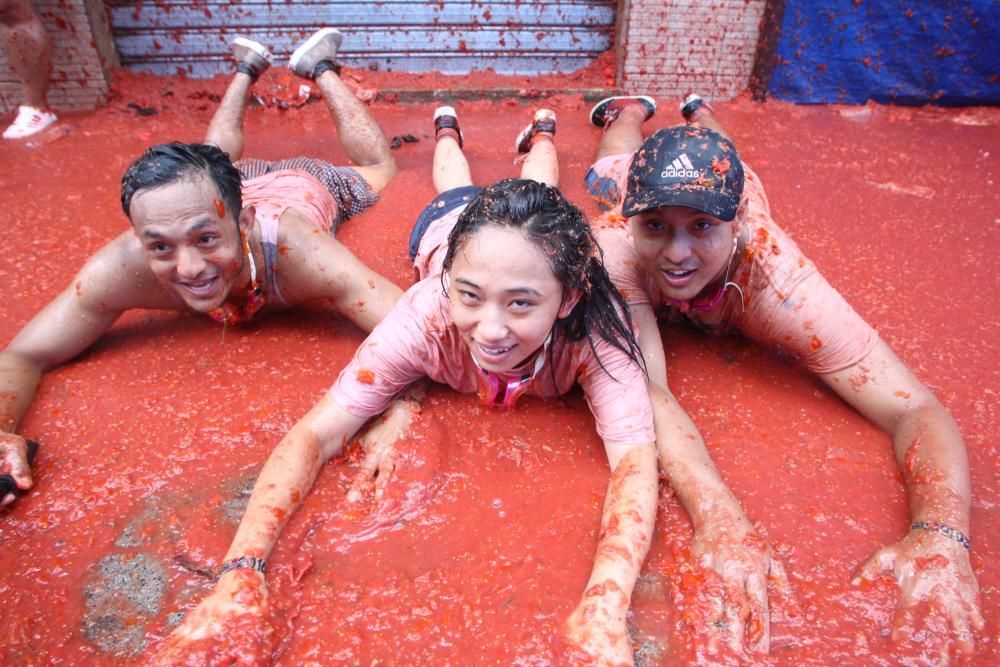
[910, 521, 971, 550]
[217, 556, 267, 578]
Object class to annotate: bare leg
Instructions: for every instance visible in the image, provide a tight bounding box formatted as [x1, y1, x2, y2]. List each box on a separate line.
[1, 0, 52, 109]
[687, 105, 732, 141]
[203, 72, 254, 160]
[520, 135, 558, 187]
[315, 70, 397, 193]
[432, 134, 473, 194]
[595, 104, 648, 161]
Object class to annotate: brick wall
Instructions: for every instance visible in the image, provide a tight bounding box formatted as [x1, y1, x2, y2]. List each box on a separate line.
[0, 0, 117, 113]
[617, 0, 766, 102]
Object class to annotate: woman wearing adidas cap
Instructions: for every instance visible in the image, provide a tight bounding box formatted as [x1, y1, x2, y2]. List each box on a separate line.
[585, 95, 982, 656]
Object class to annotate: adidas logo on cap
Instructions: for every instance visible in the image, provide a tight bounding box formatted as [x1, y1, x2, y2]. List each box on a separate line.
[660, 153, 700, 179]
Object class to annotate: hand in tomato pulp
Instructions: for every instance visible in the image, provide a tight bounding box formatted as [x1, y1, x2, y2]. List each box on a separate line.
[0, 433, 32, 507]
[347, 397, 418, 504]
[147, 569, 273, 666]
[690, 513, 794, 654]
[854, 529, 983, 655]
[564, 584, 634, 667]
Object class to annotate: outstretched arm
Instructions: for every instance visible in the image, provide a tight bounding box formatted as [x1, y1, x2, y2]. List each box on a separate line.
[1, 234, 145, 504]
[347, 381, 426, 504]
[149, 396, 368, 664]
[566, 442, 658, 665]
[821, 340, 982, 653]
[224, 397, 367, 561]
[631, 304, 789, 654]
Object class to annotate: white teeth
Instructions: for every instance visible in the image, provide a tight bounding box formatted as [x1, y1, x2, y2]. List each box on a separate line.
[479, 344, 512, 355]
[182, 277, 216, 294]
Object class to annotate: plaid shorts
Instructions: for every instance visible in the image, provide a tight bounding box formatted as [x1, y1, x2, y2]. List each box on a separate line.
[236, 156, 378, 229]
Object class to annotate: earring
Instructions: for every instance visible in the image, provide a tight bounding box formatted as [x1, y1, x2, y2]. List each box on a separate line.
[722, 234, 744, 313]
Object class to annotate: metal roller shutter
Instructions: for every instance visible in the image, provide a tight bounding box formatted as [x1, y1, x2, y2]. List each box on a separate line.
[109, 0, 617, 77]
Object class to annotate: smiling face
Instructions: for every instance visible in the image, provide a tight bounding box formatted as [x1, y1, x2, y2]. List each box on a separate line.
[129, 174, 250, 312]
[448, 225, 576, 373]
[630, 205, 737, 302]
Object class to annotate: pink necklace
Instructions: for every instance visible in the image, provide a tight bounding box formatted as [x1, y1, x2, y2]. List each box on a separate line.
[472, 335, 551, 409]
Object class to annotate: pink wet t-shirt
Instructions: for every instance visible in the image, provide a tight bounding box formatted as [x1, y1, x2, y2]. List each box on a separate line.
[328, 200, 656, 447]
[595, 163, 879, 375]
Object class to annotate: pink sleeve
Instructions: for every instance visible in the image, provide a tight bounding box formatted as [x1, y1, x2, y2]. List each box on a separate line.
[327, 282, 441, 418]
[576, 336, 656, 447]
[742, 268, 880, 375]
[734, 167, 879, 374]
[595, 224, 653, 308]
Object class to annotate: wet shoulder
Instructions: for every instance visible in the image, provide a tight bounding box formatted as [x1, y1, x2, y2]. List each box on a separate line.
[592, 219, 654, 307]
[83, 232, 177, 310]
[740, 199, 817, 302]
[394, 275, 460, 348]
[543, 331, 637, 398]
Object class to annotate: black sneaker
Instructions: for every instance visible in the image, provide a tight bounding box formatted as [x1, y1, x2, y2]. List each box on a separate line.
[589, 95, 657, 128]
[679, 94, 715, 121]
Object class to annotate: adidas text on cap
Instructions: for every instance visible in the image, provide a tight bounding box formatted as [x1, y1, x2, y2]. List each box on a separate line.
[622, 125, 745, 221]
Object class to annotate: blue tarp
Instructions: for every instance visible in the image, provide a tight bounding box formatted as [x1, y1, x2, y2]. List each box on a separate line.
[769, 0, 1000, 105]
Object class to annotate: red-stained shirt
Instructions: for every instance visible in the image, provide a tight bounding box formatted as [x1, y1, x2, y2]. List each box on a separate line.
[594, 164, 879, 375]
[242, 168, 337, 235]
[328, 200, 656, 447]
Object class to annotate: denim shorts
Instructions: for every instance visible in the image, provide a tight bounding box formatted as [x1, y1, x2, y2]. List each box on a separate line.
[408, 185, 484, 259]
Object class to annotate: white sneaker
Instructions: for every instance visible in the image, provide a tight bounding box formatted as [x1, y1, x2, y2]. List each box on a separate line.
[515, 109, 556, 154]
[3, 105, 58, 140]
[289, 28, 343, 80]
[231, 37, 273, 79]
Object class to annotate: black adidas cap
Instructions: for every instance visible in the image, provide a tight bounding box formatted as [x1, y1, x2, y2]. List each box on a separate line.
[622, 125, 745, 221]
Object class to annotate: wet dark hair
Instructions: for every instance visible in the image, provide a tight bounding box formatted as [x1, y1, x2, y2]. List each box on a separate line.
[441, 178, 645, 382]
[120, 142, 242, 221]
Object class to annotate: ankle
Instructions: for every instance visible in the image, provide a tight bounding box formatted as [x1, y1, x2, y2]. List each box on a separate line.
[528, 132, 554, 149]
[435, 127, 461, 144]
[235, 62, 259, 83]
[617, 102, 650, 122]
[688, 106, 713, 123]
[312, 59, 339, 80]
[603, 109, 646, 135]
